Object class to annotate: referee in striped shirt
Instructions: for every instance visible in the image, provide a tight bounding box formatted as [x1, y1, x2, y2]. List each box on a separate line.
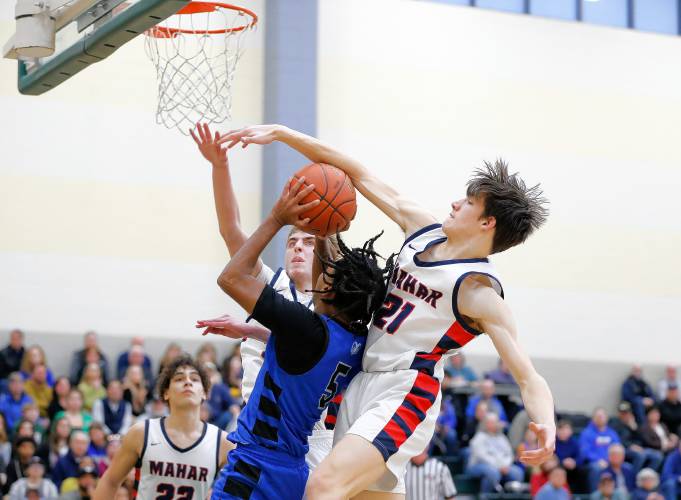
[405, 448, 457, 500]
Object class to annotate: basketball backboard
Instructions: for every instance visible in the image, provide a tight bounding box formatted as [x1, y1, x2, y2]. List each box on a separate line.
[3, 0, 189, 95]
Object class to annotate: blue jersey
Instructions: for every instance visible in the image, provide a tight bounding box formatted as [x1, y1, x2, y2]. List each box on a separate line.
[228, 288, 366, 458]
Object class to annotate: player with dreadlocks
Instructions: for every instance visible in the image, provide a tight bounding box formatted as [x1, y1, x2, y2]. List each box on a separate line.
[207, 176, 394, 500]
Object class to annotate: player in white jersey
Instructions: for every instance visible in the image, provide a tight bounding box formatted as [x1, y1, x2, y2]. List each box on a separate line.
[189, 123, 337, 469]
[94, 354, 231, 500]
[217, 124, 557, 500]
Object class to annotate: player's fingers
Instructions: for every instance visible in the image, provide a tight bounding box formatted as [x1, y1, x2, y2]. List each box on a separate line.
[298, 218, 311, 226]
[293, 183, 315, 201]
[196, 122, 206, 142]
[189, 128, 201, 145]
[214, 131, 220, 142]
[289, 176, 307, 195]
[203, 123, 212, 143]
[227, 139, 240, 149]
[298, 199, 320, 213]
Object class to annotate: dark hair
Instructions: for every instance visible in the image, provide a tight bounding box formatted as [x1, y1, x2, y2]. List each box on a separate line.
[467, 159, 549, 254]
[313, 232, 394, 335]
[156, 354, 211, 404]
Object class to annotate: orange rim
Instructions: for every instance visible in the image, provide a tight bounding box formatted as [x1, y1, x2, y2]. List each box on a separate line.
[146, 1, 258, 38]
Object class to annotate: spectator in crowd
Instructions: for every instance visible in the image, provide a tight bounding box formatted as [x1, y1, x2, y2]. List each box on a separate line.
[0, 329, 25, 381]
[4, 436, 37, 493]
[24, 364, 53, 419]
[15, 419, 39, 447]
[590, 472, 627, 500]
[77, 364, 106, 412]
[610, 401, 663, 473]
[121, 366, 150, 418]
[530, 455, 562, 496]
[485, 359, 517, 386]
[20, 346, 55, 387]
[139, 397, 168, 420]
[0, 413, 11, 468]
[658, 366, 681, 401]
[508, 409, 531, 450]
[0, 372, 34, 430]
[221, 345, 243, 393]
[54, 389, 92, 433]
[623, 365, 657, 425]
[536, 466, 570, 500]
[659, 384, 681, 437]
[41, 416, 71, 471]
[97, 435, 121, 477]
[445, 353, 478, 386]
[18, 405, 47, 444]
[204, 362, 238, 430]
[87, 424, 107, 467]
[196, 342, 218, 366]
[466, 413, 523, 493]
[7, 456, 58, 500]
[660, 442, 681, 500]
[605, 443, 636, 494]
[461, 400, 489, 447]
[404, 446, 457, 500]
[556, 420, 579, 474]
[59, 464, 98, 500]
[465, 379, 508, 423]
[640, 406, 679, 455]
[516, 427, 539, 471]
[157, 343, 182, 376]
[579, 407, 621, 492]
[116, 338, 152, 384]
[69, 332, 109, 386]
[51, 430, 90, 489]
[431, 394, 459, 457]
[47, 377, 71, 421]
[633, 468, 664, 500]
[91, 380, 132, 435]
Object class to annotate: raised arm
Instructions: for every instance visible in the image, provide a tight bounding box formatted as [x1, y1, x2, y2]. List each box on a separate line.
[92, 422, 143, 499]
[218, 125, 437, 236]
[190, 123, 263, 277]
[458, 279, 556, 466]
[216, 177, 319, 313]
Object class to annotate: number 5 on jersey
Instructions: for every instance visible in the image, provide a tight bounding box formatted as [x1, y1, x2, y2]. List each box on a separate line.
[373, 293, 415, 334]
[318, 362, 351, 409]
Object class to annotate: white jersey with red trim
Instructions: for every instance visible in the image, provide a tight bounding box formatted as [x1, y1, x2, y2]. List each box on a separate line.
[362, 224, 503, 380]
[134, 417, 222, 500]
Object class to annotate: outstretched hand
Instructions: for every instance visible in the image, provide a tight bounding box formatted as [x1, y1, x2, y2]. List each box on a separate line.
[216, 124, 282, 149]
[196, 314, 249, 340]
[519, 422, 556, 466]
[270, 176, 320, 227]
[190, 123, 228, 168]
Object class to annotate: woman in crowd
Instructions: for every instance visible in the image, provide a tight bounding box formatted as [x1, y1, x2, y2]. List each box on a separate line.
[20, 346, 55, 387]
[122, 365, 149, 417]
[53, 388, 92, 432]
[43, 417, 71, 470]
[47, 376, 71, 421]
[157, 342, 182, 376]
[77, 364, 106, 412]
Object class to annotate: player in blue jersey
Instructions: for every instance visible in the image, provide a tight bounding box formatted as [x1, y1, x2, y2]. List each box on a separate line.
[208, 177, 394, 499]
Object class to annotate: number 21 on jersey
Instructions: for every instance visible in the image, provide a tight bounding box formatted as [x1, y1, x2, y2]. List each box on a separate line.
[372, 293, 415, 334]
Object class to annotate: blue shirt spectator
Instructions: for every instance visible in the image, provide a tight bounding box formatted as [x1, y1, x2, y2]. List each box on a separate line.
[445, 354, 477, 383]
[51, 430, 90, 488]
[0, 373, 33, 430]
[536, 468, 570, 500]
[579, 411, 621, 465]
[622, 365, 656, 424]
[116, 340, 153, 387]
[555, 421, 579, 472]
[205, 363, 238, 430]
[605, 443, 636, 493]
[465, 380, 508, 423]
[660, 445, 681, 500]
[485, 359, 517, 386]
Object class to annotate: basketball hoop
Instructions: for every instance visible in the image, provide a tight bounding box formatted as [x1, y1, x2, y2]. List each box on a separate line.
[144, 1, 257, 134]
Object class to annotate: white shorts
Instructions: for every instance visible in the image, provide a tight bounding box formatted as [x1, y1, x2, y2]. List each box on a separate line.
[334, 370, 442, 494]
[306, 428, 334, 470]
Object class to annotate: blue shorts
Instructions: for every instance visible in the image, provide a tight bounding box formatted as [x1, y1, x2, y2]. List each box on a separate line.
[211, 444, 309, 500]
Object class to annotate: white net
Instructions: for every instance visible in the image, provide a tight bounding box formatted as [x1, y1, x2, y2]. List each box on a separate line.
[144, 2, 256, 134]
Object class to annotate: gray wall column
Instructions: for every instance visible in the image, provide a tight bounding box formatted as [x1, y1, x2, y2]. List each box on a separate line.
[260, 0, 318, 269]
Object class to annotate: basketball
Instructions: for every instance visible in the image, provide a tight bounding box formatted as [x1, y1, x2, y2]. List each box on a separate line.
[289, 162, 357, 237]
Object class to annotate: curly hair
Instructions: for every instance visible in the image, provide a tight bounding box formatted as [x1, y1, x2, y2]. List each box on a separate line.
[467, 159, 549, 254]
[156, 354, 211, 404]
[312, 232, 394, 335]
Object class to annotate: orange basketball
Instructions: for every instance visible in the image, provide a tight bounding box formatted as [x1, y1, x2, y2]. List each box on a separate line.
[289, 162, 357, 237]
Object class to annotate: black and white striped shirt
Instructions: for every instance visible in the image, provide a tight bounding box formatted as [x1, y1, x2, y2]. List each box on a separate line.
[405, 458, 457, 500]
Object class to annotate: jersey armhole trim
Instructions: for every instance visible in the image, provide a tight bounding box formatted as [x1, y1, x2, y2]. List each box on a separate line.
[214, 428, 223, 479]
[452, 271, 505, 336]
[139, 419, 150, 463]
[401, 223, 442, 249]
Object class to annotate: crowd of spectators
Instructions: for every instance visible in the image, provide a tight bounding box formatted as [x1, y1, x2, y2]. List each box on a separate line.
[0, 329, 242, 499]
[2, 328, 681, 500]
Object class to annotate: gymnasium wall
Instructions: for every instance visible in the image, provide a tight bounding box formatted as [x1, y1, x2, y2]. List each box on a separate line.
[317, 0, 681, 368]
[0, 0, 266, 339]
